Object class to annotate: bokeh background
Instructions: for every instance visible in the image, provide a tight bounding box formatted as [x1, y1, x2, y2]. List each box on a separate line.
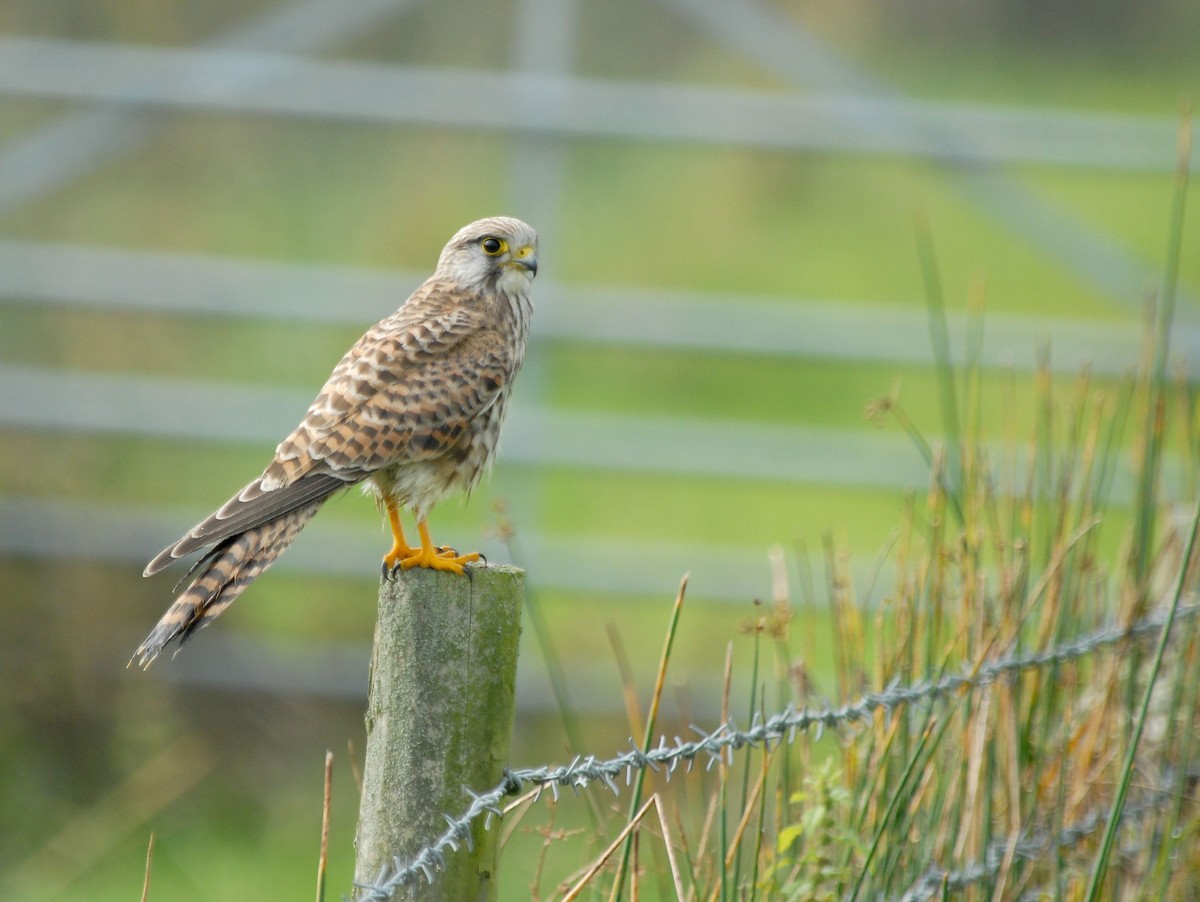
[1, 0, 1198, 898]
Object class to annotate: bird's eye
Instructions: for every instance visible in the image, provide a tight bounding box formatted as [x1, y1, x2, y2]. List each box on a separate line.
[480, 237, 506, 256]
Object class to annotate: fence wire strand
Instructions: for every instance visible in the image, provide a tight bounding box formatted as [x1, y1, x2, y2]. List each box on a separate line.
[351, 601, 1200, 901]
[898, 774, 1190, 901]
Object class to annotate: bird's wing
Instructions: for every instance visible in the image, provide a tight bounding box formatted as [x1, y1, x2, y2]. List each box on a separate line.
[286, 326, 514, 478]
[143, 471, 348, 575]
[145, 282, 513, 575]
[262, 280, 514, 485]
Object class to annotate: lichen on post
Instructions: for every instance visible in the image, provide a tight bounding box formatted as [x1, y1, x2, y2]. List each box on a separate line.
[353, 564, 524, 901]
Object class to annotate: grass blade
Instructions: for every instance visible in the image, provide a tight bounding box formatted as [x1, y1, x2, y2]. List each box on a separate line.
[914, 209, 965, 526]
[1083, 500, 1200, 900]
[611, 575, 689, 900]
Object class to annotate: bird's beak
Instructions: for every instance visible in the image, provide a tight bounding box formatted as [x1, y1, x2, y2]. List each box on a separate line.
[511, 246, 538, 277]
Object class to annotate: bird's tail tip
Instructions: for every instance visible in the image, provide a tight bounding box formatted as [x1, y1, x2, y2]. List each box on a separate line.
[129, 628, 177, 671]
[132, 501, 325, 670]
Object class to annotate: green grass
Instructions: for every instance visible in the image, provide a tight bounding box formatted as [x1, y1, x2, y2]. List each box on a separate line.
[481, 191, 1200, 900]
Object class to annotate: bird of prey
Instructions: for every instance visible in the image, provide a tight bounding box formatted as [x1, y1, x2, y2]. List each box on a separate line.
[132, 216, 538, 668]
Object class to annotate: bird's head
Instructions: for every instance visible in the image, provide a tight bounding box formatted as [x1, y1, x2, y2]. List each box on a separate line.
[437, 216, 539, 295]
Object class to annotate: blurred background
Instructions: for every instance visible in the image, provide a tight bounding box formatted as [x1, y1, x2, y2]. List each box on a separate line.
[0, 0, 1197, 898]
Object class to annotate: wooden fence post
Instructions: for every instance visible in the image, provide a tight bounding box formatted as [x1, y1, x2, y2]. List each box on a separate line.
[353, 564, 524, 900]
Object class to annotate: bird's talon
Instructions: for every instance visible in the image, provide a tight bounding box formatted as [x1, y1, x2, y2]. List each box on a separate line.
[377, 513, 486, 575]
[395, 545, 481, 575]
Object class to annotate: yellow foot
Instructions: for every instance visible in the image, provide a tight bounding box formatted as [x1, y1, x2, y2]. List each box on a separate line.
[405, 519, 479, 574]
[382, 542, 417, 572]
[397, 545, 481, 575]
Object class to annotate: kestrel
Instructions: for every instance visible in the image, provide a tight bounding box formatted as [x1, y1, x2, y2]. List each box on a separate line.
[133, 216, 538, 668]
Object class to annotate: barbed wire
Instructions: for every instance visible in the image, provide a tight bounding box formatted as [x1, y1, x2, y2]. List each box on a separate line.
[897, 771, 1190, 901]
[352, 600, 1200, 901]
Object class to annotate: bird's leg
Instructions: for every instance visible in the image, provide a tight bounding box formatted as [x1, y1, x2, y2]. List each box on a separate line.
[381, 497, 418, 576]
[397, 519, 480, 575]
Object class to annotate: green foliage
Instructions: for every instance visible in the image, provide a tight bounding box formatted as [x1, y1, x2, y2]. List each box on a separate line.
[765, 760, 859, 901]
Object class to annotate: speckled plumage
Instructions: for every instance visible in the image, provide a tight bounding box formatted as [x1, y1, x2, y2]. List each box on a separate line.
[133, 217, 538, 667]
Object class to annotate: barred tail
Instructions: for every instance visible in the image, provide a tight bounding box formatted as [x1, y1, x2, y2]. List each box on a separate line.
[132, 500, 326, 668]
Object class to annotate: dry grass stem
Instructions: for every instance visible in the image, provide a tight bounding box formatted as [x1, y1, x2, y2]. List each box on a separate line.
[563, 796, 656, 902]
[140, 832, 154, 902]
[316, 749, 333, 902]
[652, 794, 687, 901]
[606, 621, 645, 739]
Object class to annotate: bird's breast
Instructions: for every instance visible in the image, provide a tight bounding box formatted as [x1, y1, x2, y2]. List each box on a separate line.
[367, 384, 514, 518]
